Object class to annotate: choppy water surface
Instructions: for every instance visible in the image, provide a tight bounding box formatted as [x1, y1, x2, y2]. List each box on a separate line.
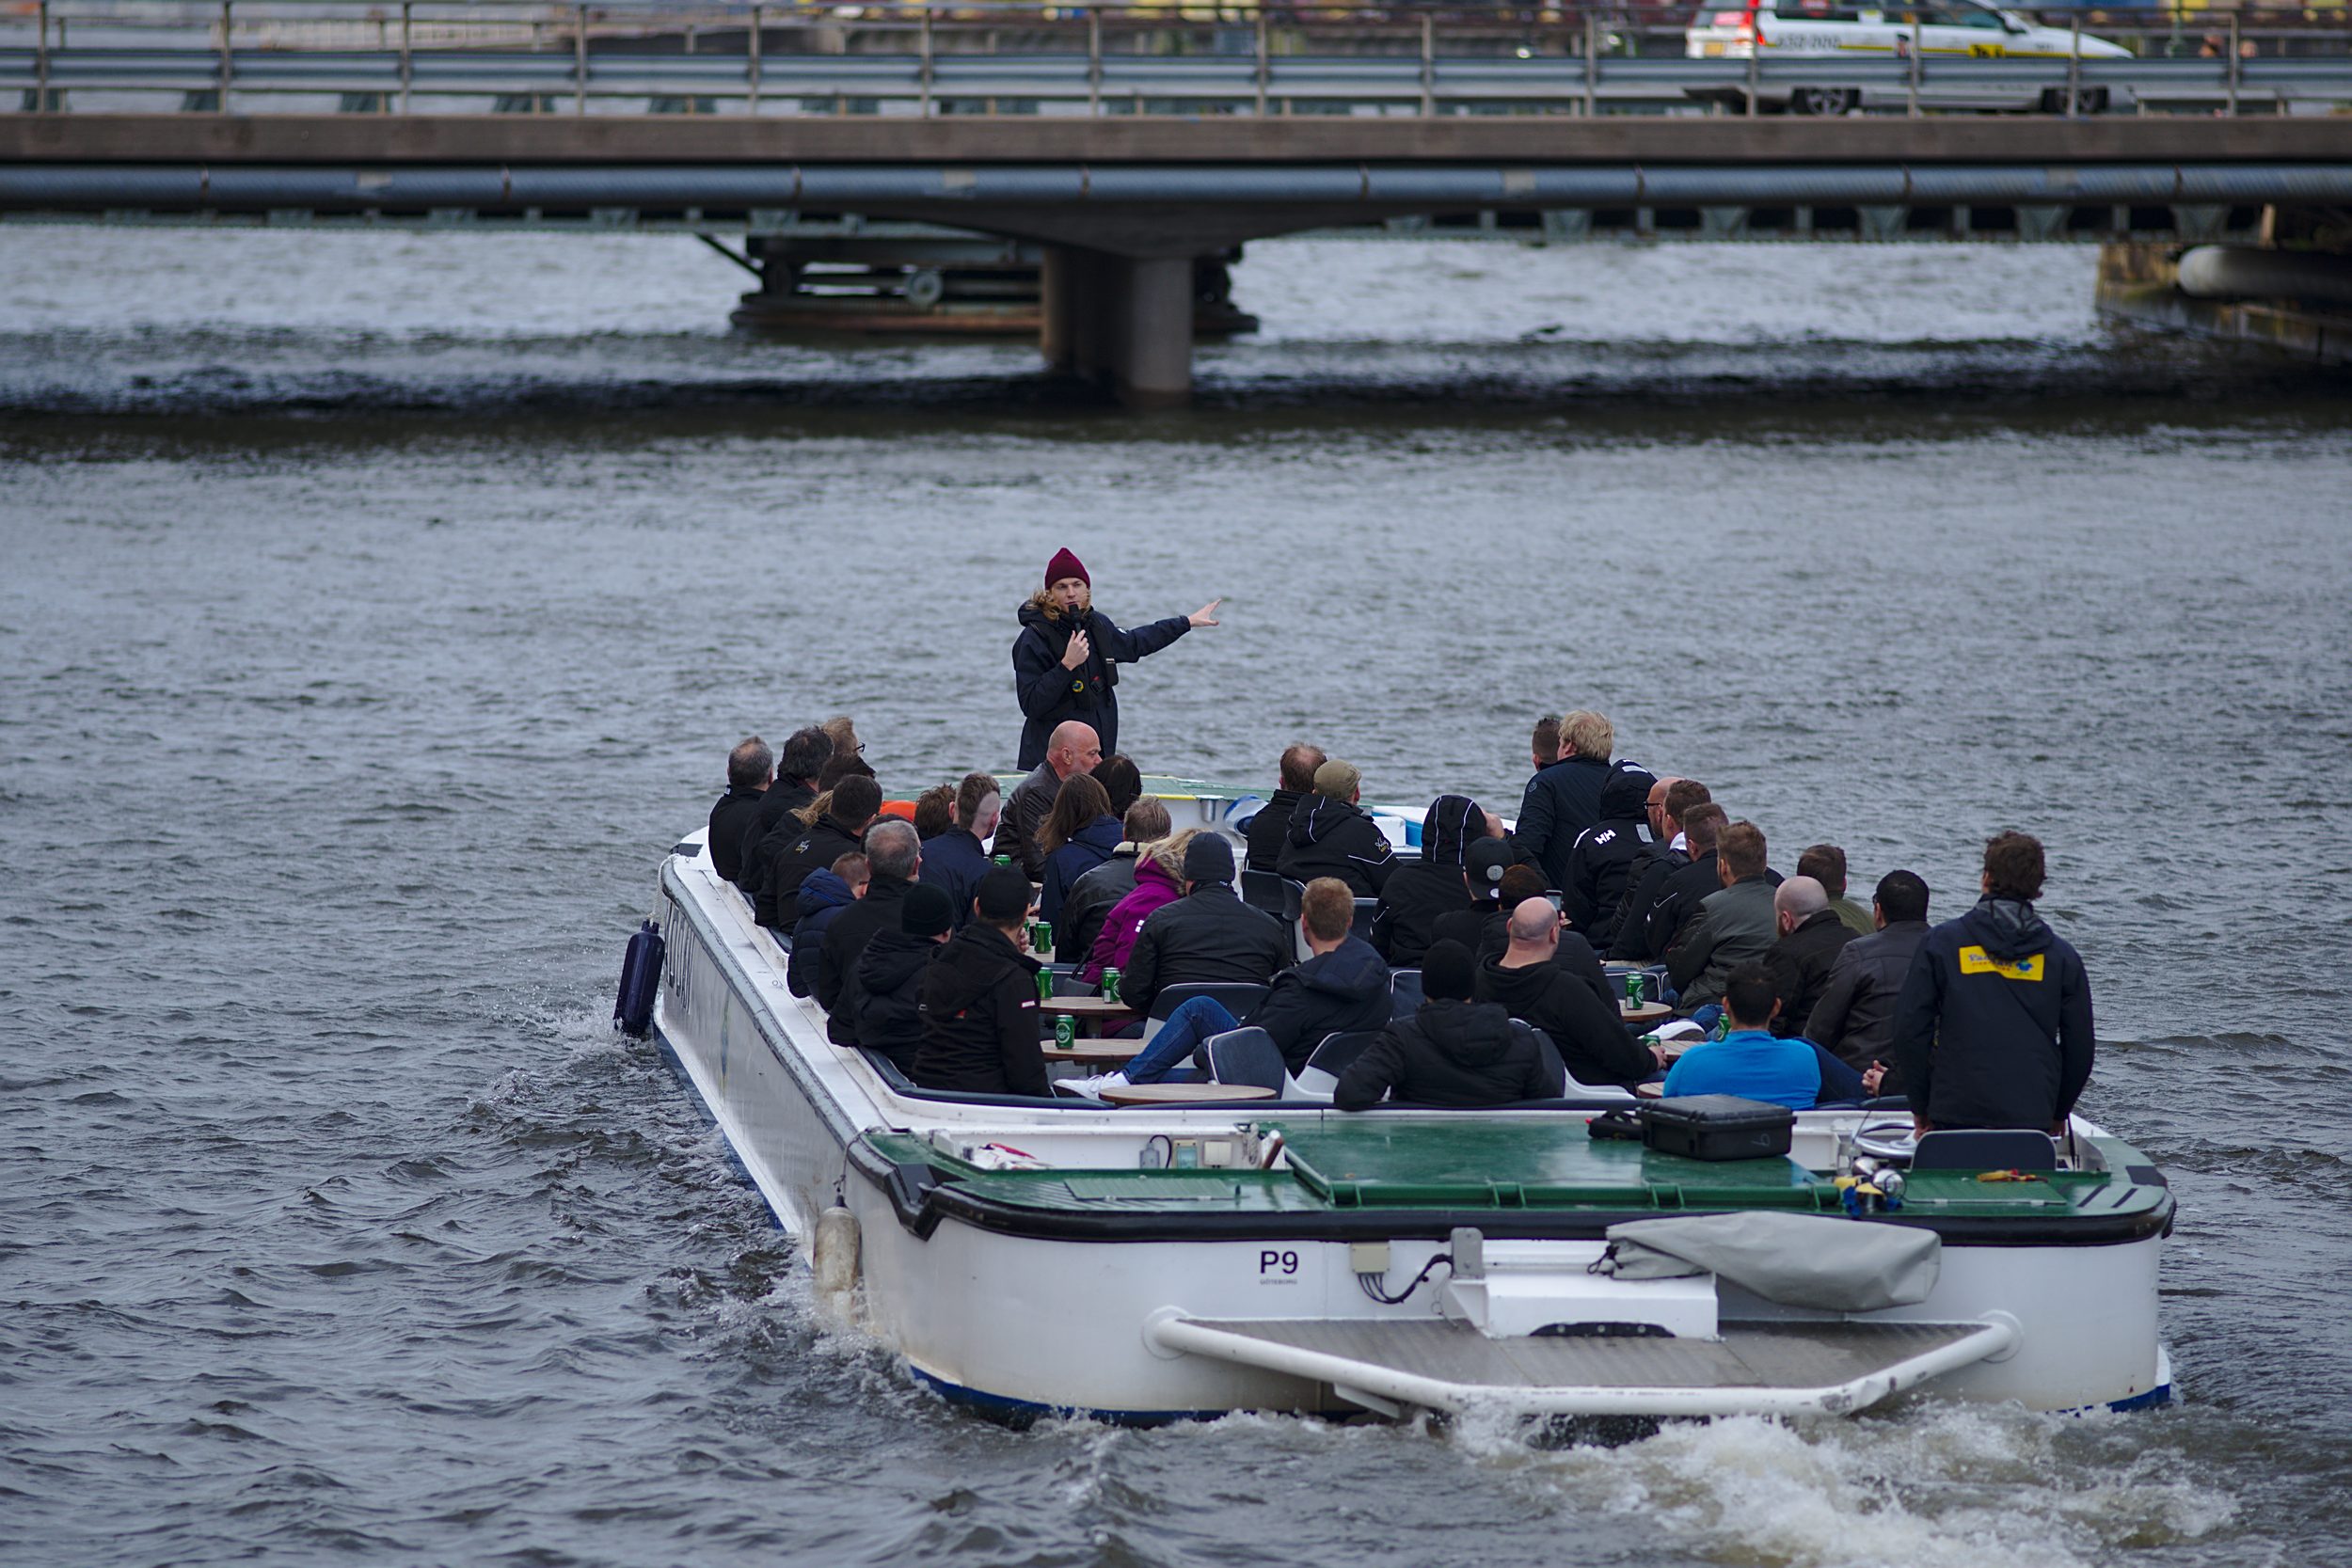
[3, 228, 2350, 1568]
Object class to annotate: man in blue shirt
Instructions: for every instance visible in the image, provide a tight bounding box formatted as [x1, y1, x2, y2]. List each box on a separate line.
[1661, 962, 1866, 1110]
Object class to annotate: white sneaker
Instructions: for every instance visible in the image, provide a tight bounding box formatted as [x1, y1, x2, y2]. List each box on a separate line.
[1062, 1072, 1129, 1100]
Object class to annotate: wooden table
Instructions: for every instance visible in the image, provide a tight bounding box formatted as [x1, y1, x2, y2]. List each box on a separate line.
[1099, 1082, 1277, 1106]
[1039, 994, 1141, 1037]
[1041, 1038, 1148, 1066]
[1621, 1001, 1675, 1027]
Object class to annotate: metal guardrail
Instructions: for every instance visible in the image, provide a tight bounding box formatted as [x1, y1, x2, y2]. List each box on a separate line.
[4, 1, 2349, 116]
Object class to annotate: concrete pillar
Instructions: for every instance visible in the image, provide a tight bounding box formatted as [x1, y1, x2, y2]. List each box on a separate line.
[1114, 256, 1195, 409]
[1041, 245, 1111, 378]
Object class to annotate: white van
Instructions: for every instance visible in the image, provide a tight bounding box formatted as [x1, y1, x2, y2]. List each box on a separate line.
[1685, 0, 2134, 115]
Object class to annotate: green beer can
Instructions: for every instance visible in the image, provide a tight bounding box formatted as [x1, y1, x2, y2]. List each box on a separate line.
[1054, 1015, 1076, 1050]
[1036, 969, 1053, 1004]
[1102, 967, 1122, 1005]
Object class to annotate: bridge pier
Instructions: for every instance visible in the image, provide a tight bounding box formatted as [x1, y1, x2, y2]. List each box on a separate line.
[1042, 246, 1198, 409]
[2096, 209, 2352, 367]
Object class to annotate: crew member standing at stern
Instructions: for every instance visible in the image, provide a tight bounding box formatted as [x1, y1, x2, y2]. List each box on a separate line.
[1012, 547, 1220, 770]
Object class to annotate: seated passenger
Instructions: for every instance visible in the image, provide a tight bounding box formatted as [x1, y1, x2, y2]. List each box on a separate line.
[1092, 752, 1144, 821]
[1085, 829, 1191, 982]
[1665, 819, 1778, 1016]
[1636, 801, 1728, 960]
[1035, 772, 1122, 929]
[1800, 843, 1877, 937]
[707, 736, 772, 887]
[1121, 833, 1292, 1012]
[1561, 763, 1659, 937]
[1057, 798, 1171, 965]
[1433, 862, 1614, 1015]
[918, 771, 999, 932]
[914, 867, 1048, 1098]
[1610, 779, 1711, 960]
[786, 852, 867, 999]
[1277, 759, 1397, 897]
[1371, 795, 1490, 969]
[1336, 941, 1555, 1111]
[1659, 962, 1865, 1110]
[736, 725, 831, 895]
[817, 819, 921, 1044]
[846, 882, 954, 1078]
[1807, 869, 1932, 1080]
[1246, 742, 1325, 875]
[1474, 898, 1662, 1089]
[1072, 878, 1391, 1092]
[1001, 720, 1101, 881]
[1763, 875, 1858, 1037]
[911, 784, 956, 842]
[1428, 841, 1525, 961]
[755, 773, 882, 931]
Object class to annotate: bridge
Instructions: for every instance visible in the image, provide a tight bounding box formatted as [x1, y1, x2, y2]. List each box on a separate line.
[8, 2, 2350, 399]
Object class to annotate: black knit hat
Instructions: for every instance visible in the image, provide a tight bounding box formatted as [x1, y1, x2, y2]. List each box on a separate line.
[977, 866, 1032, 924]
[901, 882, 955, 938]
[1422, 939, 1476, 1002]
[1182, 832, 1236, 884]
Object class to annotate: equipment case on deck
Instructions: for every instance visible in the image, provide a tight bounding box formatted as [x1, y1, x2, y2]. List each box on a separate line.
[1639, 1095, 1795, 1162]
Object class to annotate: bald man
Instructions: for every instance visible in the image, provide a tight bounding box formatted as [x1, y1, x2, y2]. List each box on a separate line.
[1472, 897, 1661, 1089]
[1000, 720, 1103, 880]
[1762, 874, 1859, 1037]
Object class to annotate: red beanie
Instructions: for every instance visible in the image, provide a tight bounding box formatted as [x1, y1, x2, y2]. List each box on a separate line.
[1044, 547, 1089, 589]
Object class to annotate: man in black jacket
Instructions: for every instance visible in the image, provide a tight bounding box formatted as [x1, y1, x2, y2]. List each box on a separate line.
[1076, 877, 1391, 1091]
[1278, 759, 1396, 896]
[1610, 779, 1709, 958]
[707, 736, 772, 887]
[920, 770, 1000, 931]
[818, 819, 921, 1043]
[1763, 877, 1858, 1037]
[1432, 863, 1617, 1016]
[1808, 869, 1931, 1076]
[1514, 709, 1629, 890]
[1637, 803, 1728, 960]
[914, 868, 1049, 1098]
[1372, 794, 1491, 968]
[999, 720, 1100, 881]
[735, 725, 833, 893]
[756, 774, 882, 931]
[1057, 798, 1171, 963]
[1337, 941, 1558, 1110]
[1121, 833, 1292, 1012]
[1010, 546, 1220, 771]
[1562, 764, 1660, 939]
[846, 882, 954, 1077]
[1246, 742, 1325, 875]
[1892, 833, 2094, 1134]
[1475, 899, 1662, 1088]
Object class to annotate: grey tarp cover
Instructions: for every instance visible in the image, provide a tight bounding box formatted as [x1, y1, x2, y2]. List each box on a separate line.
[1596, 1212, 1941, 1312]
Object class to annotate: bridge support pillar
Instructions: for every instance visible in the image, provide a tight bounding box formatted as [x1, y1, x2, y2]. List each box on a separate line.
[1041, 246, 1197, 408]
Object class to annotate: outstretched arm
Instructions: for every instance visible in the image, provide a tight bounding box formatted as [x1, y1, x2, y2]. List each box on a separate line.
[1089, 600, 1216, 664]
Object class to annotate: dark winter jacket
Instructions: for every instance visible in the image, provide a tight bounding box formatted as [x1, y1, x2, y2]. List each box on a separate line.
[1244, 936, 1394, 1073]
[1277, 794, 1397, 897]
[1609, 843, 1692, 961]
[997, 760, 1062, 882]
[914, 922, 1048, 1098]
[1665, 875, 1779, 1014]
[1121, 883, 1292, 1011]
[1245, 789, 1306, 875]
[1335, 1001, 1558, 1111]
[786, 870, 858, 998]
[1892, 897, 2094, 1132]
[847, 924, 939, 1077]
[1057, 846, 1140, 965]
[1010, 597, 1190, 771]
[1039, 815, 1123, 929]
[818, 873, 913, 1043]
[1806, 919, 1930, 1073]
[755, 812, 863, 931]
[1562, 767, 1660, 939]
[1372, 795, 1484, 968]
[707, 784, 766, 886]
[918, 826, 993, 931]
[1474, 953, 1657, 1088]
[1764, 908, 1860, 1037]
[1640, 849, 1722, 959]
[737, 780, 816, 892]
[1429, 907, 1616, 1016]
[1513, 754, 1617, 890]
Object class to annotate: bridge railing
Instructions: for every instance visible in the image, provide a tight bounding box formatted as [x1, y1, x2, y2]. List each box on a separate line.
[4, 1, 2348, 117]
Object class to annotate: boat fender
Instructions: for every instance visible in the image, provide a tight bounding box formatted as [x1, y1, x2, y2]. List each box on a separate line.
[812, 1205, 862, 1302]
[612, 919, 665, 1037]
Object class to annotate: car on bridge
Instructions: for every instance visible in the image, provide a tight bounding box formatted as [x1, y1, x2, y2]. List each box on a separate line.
[1686, 0, 2134, 115]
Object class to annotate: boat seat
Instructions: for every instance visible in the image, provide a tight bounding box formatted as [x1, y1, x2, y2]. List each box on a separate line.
[1350, 898, 1378, 942]
[1912, 1129, 2058, 1172]
[1205, 1026, 1294, 1096]
[1140, 980, 1271, 1044]
[1509, 1019, 1571, 1100]
[1292, 1027, 1384, 1101]
[1389, 969, 1422, 1019]
[1240, 868, 1296, 917]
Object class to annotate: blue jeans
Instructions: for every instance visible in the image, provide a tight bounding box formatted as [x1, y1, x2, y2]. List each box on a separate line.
[1122, 996, 1240, 1084]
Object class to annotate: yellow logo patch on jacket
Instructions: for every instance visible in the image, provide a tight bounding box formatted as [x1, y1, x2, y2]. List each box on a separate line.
[1958, 945, 2045, 981]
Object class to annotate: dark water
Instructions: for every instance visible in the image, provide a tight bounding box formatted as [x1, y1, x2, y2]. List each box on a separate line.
[4, 228, 2351, 1568]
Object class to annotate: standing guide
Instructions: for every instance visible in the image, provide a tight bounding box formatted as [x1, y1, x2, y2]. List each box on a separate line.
[1010, 547, 1222, 771]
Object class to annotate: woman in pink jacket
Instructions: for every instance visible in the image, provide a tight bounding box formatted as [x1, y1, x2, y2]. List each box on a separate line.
[1084, 830, 1197, 983]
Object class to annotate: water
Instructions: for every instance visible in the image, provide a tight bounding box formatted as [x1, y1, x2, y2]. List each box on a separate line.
[3, 227, 2350, 1568]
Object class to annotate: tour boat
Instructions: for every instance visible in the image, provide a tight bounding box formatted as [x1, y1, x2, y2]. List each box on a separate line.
[629, 776, 2173, 1423]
